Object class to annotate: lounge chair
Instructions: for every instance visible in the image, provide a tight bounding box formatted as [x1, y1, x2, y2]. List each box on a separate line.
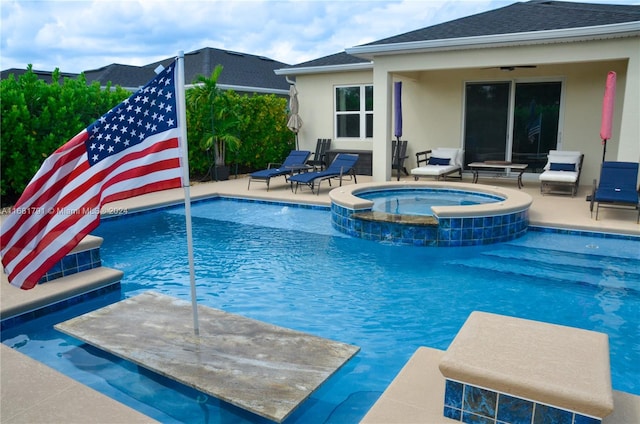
[539, 150, 584, 197]
[289, 153, 358, 195]
[306, 138, 331, 170]
[590, 161, 639, 222]
[411, 148, 463, 181]
[392, 139, 409, 179]
[247, 150, 311, 191]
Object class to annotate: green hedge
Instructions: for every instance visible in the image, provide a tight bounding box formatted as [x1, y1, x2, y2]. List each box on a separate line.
[1, 67, 295, 206]
[1, 67, 131, 206]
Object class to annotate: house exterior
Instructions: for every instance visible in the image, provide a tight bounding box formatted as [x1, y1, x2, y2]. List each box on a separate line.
[2, 47, 291, 96]
[275, 0, 640, 186]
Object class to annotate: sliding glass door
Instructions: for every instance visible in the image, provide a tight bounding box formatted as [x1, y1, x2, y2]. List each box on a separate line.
[464, 81, 562, 172]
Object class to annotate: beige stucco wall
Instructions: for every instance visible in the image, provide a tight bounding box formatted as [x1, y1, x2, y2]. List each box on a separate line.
[293, 36, 639, 186]
[294, 71, 374, 153]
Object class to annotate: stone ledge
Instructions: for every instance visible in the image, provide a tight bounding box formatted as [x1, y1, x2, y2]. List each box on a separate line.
[439, 311, 614, 419]
[1, 267, 123, 321]
[352, 211, 438, 226]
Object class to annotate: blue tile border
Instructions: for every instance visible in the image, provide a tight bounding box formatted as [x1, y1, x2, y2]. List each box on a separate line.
[443, 379, 602, 424]
[331, 202, 529, 246]
[38, 247, 102, 284]
[0, 282, 121, 331]
[101, 195, 330, 222]
[529, 225, 640, 242]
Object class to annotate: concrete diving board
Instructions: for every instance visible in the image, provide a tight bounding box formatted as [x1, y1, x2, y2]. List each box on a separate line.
[55, 291, 360, 423]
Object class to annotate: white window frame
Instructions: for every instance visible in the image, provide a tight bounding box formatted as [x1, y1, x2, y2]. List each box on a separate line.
[334, 84, 373, 140]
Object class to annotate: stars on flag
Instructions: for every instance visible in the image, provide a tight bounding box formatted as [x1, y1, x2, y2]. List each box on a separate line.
[85, 64, 178, 165]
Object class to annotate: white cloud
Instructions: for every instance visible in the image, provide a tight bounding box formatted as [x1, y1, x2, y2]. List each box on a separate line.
[1, 0, 637, 73]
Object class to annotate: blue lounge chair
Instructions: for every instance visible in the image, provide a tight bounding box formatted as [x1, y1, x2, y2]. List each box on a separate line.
[247, 150, 311, 191]
[289, 153, 358, 195]
[590, 161, 639, 222]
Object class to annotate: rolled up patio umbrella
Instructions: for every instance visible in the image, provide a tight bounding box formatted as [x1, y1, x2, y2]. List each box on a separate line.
[394, 81, 403, 180]
[287, 85, 303, 150]
[394, 81, 403, 141]
[599, 71, 616, 163]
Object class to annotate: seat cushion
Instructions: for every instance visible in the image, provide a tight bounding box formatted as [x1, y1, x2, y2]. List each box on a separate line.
[595, 187, 639, 204]
[539, 170, 578, 183]
[250, 168, 286, 179]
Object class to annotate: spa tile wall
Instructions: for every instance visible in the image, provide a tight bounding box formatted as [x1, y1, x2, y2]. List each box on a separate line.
[331, 203, 529, 246]
[443, 379, 601, 424]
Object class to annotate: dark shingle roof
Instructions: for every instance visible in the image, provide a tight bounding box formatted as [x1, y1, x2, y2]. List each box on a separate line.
[290, 51, 370, 69]
[363, 1, 640, 46]
[3, 47, 291, 93]
[0, 68, 79, 83]
[280, 1, 639, 71]
[84, 64, 155, 89]
[144, 47, 291, 91]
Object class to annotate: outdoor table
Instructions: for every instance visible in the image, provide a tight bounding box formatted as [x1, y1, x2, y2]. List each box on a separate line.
[468, 161, 528, 189]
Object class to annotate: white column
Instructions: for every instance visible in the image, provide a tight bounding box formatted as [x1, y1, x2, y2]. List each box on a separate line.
[616, 50, 640, 164]
[372, 69, 393, 182]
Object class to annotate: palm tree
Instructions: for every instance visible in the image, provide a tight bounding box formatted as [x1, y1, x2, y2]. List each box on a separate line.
[187, 65, 242, 179]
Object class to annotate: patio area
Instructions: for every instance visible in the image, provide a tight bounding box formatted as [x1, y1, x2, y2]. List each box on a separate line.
[2, 173, 639, 423]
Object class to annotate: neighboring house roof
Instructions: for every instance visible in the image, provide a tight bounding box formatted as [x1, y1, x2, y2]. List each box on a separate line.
[276, 0, 640, 75]
[166, 47, 291, 93]
[2, 47, 292, 95]
[0, 68, 79, 83]
[84, 64, 156, 91]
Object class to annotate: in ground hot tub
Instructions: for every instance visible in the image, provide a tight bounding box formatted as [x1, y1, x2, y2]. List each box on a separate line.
[329, 181, 532, 246]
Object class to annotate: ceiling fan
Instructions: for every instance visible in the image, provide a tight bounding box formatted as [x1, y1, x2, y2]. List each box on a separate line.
[484, 65, 537, 71]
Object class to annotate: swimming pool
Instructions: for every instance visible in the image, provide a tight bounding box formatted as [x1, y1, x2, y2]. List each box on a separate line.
[2, 198, 639, 423]
[357, 188, 503, 216]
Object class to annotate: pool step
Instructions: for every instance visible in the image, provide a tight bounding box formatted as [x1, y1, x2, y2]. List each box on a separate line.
[485, 247, 640, 278]
[448, 246, 640, 294]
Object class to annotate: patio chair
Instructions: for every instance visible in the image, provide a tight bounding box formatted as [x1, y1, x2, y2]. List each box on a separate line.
[539, 150, 584, 197]
[392, 139, 409, 179]
[590, 161, 639, 222]
[306, 138, 331, 170]
[411, 148, 464, 181]
[247, 150, 311, 191]
[289, 153, 358, 195]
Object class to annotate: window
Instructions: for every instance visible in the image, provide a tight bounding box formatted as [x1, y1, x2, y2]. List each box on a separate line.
[335, 85, 373, 139]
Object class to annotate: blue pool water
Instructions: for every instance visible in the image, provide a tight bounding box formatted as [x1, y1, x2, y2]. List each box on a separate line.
[2, 198, 639, 423]
[358, 188, 503, 216]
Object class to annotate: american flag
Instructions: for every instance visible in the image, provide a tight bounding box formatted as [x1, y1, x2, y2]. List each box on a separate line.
[1, 60, 184, 290]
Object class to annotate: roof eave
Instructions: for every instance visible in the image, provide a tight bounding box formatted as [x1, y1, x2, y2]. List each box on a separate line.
[346, 21, 640, 59]
[274, 61, 373, 76]
[217, 83, 290, 95]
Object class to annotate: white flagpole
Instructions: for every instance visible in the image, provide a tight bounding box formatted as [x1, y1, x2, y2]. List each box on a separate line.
[176, 51, 200, 336]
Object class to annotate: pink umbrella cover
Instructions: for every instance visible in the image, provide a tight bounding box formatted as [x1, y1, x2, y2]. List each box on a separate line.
[600, 71, 616, 142]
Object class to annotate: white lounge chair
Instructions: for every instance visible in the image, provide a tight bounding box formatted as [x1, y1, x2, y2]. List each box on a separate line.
[411, 148, 464, 181]
[539, 150, 584, 197]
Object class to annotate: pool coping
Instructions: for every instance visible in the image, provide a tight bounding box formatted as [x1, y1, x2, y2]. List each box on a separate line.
[329, 181, 533, 219]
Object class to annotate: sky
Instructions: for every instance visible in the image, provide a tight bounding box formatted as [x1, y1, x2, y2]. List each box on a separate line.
[1, 0, 638, 73]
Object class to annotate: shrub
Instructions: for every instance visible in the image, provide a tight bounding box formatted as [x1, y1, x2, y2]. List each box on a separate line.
[0, 67, 130, 206]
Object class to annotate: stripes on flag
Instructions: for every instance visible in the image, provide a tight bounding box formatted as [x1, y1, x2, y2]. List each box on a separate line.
[1, 61, 184, 290]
